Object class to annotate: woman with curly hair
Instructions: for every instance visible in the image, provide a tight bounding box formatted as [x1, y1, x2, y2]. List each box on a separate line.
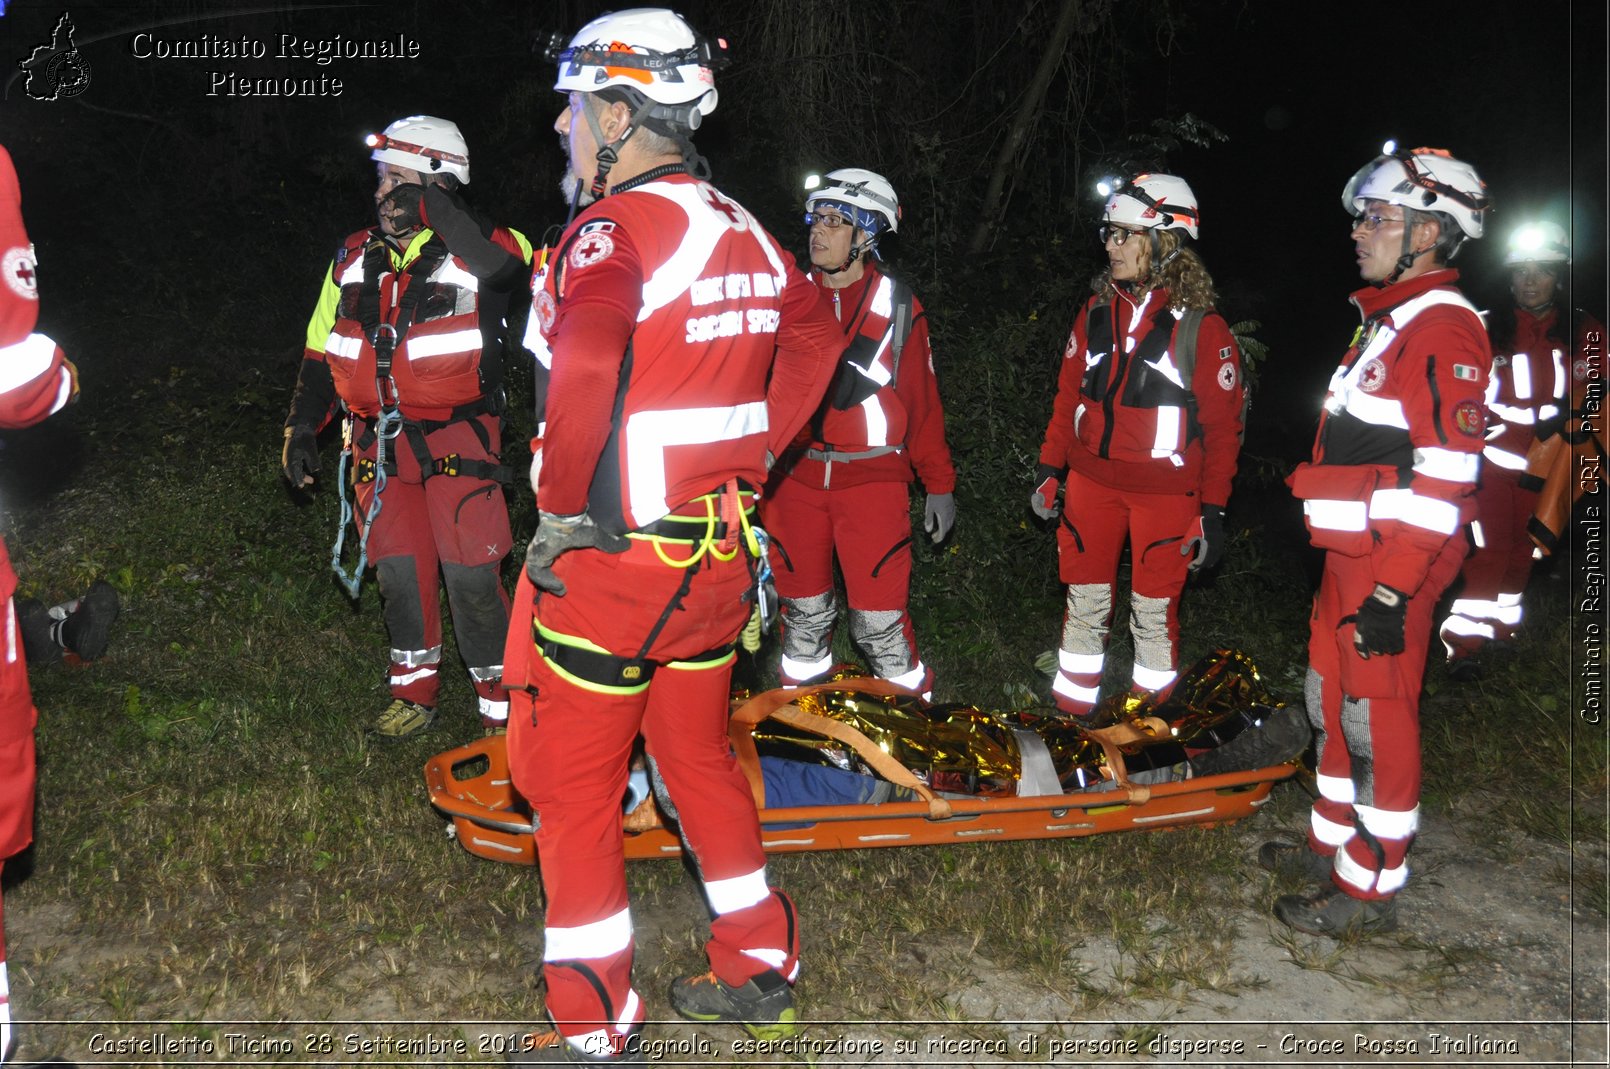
[1030, 174, 1246, 718]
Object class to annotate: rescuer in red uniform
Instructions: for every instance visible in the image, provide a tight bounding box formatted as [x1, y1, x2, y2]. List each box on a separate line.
[0, 141, 81, 1065]
[500, 10, 841, 1063]
[1438, 221, 1606, 675]
[764, 168, 956, 698]
[1031, 173, 1245, 718]
[283, 116, 532, 738]
[1267, 144, 1493, 937]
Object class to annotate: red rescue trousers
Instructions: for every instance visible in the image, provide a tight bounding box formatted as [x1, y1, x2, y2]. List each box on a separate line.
[1439, 472, 1537, 659]
[1306, 532, 1466, 900]
[1052, 468, 1198, 715]
[353, 413, 511, 718]
[0, 598, 39, 966]
[765, 477, 926, 689]
[503, 536, 799, 1054]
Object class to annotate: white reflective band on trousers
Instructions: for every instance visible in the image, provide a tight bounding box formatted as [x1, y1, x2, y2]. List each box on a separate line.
[703, 866, 770, 915]
[1052, 672, 1099, 704]
[1316, 771, 1357, 805]
[1303, 498, 1368, 532]
[1131, 662, 1177, 692]
[1482, 445, 1529, 471]
[0, 334, 73, 411]
[884, 661, 929, 693]
[1309, 808, 1355, 849]
[779, 652, 833, 683]
[544, 906, 633, 961]
[1058, 649, 1104, 675]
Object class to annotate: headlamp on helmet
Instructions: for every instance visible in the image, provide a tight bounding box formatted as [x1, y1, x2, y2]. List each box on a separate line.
[1505, 221, 1570, 266]
[1342, 141, 1490, 239]
[1100, 173, 1200, 240]
[366, 115, 471, 185]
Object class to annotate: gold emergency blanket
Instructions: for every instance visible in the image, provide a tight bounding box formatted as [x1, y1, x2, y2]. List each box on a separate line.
[751, 648, 1284, 796]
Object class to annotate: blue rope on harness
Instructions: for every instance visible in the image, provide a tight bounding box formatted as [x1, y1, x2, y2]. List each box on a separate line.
[331, 404, 400, 600]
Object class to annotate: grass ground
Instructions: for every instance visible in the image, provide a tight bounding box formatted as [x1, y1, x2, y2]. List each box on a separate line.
[2, 366, 1601, 1065]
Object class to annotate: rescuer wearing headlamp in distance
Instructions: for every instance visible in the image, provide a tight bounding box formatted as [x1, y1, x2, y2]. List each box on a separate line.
[1437, 220, 1606, 676]
[282, 115, 532, 739]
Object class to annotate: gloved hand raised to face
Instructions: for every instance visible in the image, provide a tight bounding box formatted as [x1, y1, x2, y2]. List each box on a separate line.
[377, 181, 425, 233]
[524, 510, 630, 595]
[282, 425, 319, 488]
[924, 492, 956, 543]
[1184, 504, 1226, 572]
[1029, 464, 1063, 521]
[1352, 583, 1408, 658]
[421, 185, 523, 282]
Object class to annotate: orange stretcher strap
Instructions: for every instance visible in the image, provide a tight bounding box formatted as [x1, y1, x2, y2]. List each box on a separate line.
[728, 678, 954, 820]
[1079, 716, 1174, 805]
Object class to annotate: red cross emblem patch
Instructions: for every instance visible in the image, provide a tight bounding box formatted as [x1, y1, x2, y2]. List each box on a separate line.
[3, 246, 38, 300]
[1357, 357, 1388, 393]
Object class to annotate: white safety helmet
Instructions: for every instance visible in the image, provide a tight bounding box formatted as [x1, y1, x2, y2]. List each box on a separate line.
[1505, 221, 1570, 265]
[1102, 173, 1199, 239]
[550, 8, 723, 130]
[804, 168, 901, 237]
[366, 115, 470, 185]
[1342, 144, 1489, 238]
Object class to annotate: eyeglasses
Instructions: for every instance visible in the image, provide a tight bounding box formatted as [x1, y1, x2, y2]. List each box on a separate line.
[1099, 225, 1143, 246]
[1353, 212, 1406, 233]
[804, 211, 854, 229]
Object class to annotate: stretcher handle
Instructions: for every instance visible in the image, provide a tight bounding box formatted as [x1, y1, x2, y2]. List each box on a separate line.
[728, 679, 954, 820]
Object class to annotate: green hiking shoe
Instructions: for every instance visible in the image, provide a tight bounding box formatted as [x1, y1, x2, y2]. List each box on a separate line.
[371, 699, 436, 739]
[669, 969, 797, 1040]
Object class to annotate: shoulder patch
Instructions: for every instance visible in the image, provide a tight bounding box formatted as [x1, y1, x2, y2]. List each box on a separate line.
[535, 289, 557, 333]
[1358, 357, 1388, 393]
[1575, 358, 1591, 383]
[1219, 345, 1232, 361]
[579, 219, 616, 236]
[1452, 399, 1485, 438]
[568, 230, 615, 271]
[1452, 363, 1480, 381]
[1217, 362, 1238, 391]
[3, 246, 38, 300]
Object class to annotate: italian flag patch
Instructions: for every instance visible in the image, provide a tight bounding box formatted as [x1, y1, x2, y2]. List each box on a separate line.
[1453, 364, 1479, 381]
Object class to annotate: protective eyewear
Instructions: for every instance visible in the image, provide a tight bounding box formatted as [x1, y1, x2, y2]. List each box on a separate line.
[1352, 212, 1406, 233]
[805, 210, 856, 230]
[1099, 224, 1143, 246]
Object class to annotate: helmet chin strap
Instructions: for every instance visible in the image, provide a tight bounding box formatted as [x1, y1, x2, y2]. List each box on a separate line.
[818, 232, 876, 276]
[1384, 217, 1433, 284]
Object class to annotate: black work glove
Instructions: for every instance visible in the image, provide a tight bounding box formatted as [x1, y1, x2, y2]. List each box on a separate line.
[282, 426, 319, 488]
[1030, 463, 1063, 521]
[524, 511, 631, 596]
[1352, 583, 1408, 658]
[378, 181, 426, 233]
[1185, 504, 1226, 572]
[422, 185, 523, 283]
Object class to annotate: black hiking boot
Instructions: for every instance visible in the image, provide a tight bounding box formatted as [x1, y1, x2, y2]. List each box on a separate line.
[1274, 883, 1398, 938]
[669, 968, 797, 1040]
[1257, 838, 1334, 882]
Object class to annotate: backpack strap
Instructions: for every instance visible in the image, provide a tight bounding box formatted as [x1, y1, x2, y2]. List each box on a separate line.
[1173, 308, 1207, 443]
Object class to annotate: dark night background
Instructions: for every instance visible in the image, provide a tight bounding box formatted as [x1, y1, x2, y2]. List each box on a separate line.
[0, 0, 1604, 474]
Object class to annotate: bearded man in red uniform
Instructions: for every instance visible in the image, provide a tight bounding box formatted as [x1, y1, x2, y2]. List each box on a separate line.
[1032, 173, 1245, 718]
[1438, 221, 1606, 674]
[764, 168, 956, 698]
[283, 116, 532, 738]
[1268, 145, 1492, 937]
[500, 10, 841, 1064]
[0, 142, 81, 1065]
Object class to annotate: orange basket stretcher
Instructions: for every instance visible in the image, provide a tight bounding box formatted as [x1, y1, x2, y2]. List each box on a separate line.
[423, 677, 1299, 866]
